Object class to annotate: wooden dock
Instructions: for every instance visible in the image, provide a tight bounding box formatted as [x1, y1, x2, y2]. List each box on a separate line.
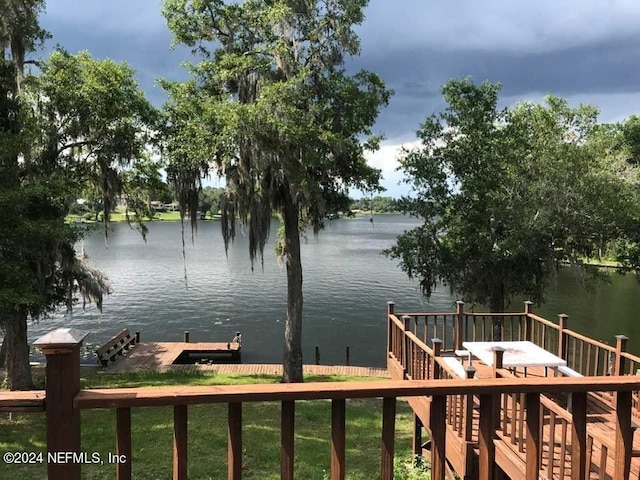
[102, 341, 387, 378]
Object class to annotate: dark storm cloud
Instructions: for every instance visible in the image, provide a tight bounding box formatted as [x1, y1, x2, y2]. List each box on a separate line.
[36, 0, 640, 194]
[349, 33, 640, 141]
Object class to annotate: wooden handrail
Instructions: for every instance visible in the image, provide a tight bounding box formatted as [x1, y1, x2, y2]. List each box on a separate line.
[0, 390, 46, 412]
[564, 329, 616, 352]
[73, 377, 640, 409]
[525, 313, 562, 330]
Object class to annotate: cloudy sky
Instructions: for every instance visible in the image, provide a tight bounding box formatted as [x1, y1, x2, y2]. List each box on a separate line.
[39, 0, 640, 196]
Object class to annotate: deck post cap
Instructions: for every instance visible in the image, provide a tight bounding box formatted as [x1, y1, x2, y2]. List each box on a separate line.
[33, 328, 89, 349]
[491, 346, 506, 352]
[431, 338, 443, 344]
[456, 300, 464, 305]
[524, 300, 533, 305]
[616, 335, 630, 340]
[387, 301, 395, 305]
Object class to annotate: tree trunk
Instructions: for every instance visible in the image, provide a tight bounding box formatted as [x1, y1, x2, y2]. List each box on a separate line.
[2, 311, 33, 390]
[282, 191, 304, 383]
[0, 333, 6, 369]
[489, 295, 505, 342]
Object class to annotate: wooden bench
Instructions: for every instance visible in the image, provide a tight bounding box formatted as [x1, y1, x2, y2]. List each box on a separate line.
[556, 365, 583, 412]
[95, 329, 137, 367]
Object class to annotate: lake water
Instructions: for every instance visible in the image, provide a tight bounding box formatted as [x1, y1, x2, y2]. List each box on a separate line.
[27, 215, 640, 367]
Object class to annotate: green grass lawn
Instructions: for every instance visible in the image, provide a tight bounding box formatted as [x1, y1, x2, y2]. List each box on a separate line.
[1, 371, 430, 480]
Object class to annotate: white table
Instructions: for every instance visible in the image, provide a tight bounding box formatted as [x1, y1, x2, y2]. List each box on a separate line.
[462, 341, 566, 371]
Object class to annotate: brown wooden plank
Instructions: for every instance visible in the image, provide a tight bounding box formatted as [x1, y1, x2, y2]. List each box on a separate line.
[281, 401, 295, 480]
[116, 407, 132, 480]
[74, 376, 640, 409]
[380, 397, 396, 480]
[228, 402, 242, 480]
[331, 399, 346, 480]
[478, 394, 495, 480]
[430, 394, 447, 480]
[615, 391, 633, 480]
[173, 405, 188, 480]
[571, 392, 587, 480]
[0, 391, 46, 412]
[525, 393, 540, 480]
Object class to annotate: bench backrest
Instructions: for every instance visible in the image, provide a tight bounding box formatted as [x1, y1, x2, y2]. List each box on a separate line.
[95, 328, 136, 366]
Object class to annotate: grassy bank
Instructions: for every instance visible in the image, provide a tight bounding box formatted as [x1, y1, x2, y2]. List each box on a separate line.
[1, 371, 430, 480]
[66, 211, 222, 224]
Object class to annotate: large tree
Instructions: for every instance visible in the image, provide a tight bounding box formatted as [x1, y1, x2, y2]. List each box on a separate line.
[162, 0, 390, 382]
[0, 39, 156, 387]
[386, 78, 635, 339]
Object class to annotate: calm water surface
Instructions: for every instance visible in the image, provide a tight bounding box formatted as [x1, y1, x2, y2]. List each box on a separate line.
[27, 215, 640, 366]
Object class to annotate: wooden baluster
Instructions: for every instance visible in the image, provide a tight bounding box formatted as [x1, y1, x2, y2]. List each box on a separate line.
[281, 401, 295, 480]
[412, 414, 422, 459]
[571, 392, 587, 480]
[331, 399, 346, 480]
[430, 394, 447, 480]
[559, 420, 567, 479]
[228, 403, 242, 480]
[549, 410, 556, 479]
[456, 301, 465, 350]
[403, 316, 412, 377]
[34, 328, 88, 480]
[315, 346, 320, 365]
[478, 394, 496, 480]
[525, 393, 541, 480]
[173, 405, 188, 480]
[116, 407, 132, 480]
[599, 444, 608, 480]
[380, 397, 396, 480]
[615, 391, 633, 480]
[615, 335, 629, 376]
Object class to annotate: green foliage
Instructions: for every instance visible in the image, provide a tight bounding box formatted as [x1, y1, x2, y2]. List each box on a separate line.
[387, 78, 637, 312]
[162, 0, 391, 380]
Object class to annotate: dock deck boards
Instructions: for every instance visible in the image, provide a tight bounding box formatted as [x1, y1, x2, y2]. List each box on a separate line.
[101, 342, 387, 378]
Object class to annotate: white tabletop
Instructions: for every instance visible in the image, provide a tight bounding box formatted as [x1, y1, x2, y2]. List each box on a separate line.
[462, 341, 567, 368]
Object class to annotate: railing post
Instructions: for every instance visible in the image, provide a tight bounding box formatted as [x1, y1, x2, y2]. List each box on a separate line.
[403, 316, 412, 378]
[34, 328, 88, 480]
[455, 301, 465, 350]
[380, 397, 396, 480]
[464, 366, 476, 444]
[387, 301, 395, 359]
[183, 331, 189, 343]
[228, 403, 242, 480]
[281, 401, 295, 480]
[135, 331, 140, 343]
[173, 405, 188, 480]
[431, 338, 442, 380]
[492, 346, 505, 377]
[525, 393, 541, 480]
[571, 392, 588, 480]
[478, 394, 496, 480]
[430, 394, 447, 480]
[331, 399, 346, 480]
[315, 346, 321, 365]
[615, 335, 629, 376]
[116, 408, 132, 480]
[524, 301, 533, 341]
[558, 314, 569, 361]
[615, 391, 633, 480]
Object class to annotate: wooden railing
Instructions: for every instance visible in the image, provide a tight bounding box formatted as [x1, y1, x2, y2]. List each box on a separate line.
[3, 370, 640, 480]
[387, 300, 640, 479]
